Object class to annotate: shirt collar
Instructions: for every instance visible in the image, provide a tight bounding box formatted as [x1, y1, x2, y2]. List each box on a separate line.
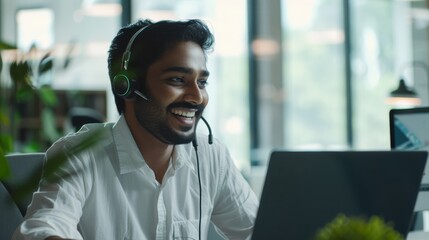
[112, 115, 146, 174]
[112, 115, 196, 174]
[174, 144, 195, 172]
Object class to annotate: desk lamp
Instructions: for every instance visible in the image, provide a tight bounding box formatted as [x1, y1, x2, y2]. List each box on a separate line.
[386, 78, 421, 107]
[386, 61, 429, 107]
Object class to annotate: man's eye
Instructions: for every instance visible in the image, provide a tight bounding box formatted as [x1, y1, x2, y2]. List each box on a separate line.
[170, 77, 184, 83]
[198, 80, 209, 89]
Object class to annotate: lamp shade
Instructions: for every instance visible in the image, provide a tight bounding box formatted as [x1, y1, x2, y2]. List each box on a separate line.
[386, 78, 421, 106]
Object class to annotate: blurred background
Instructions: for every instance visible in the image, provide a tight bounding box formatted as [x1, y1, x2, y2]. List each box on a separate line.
[1, 0, 429, 188]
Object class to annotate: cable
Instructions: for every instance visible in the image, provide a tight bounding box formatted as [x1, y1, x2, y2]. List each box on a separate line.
[192, 140, 202, 240]
[192, 116, 212, 240]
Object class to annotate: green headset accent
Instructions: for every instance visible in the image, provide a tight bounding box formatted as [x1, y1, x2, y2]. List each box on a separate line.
[112, 25, 150, 99]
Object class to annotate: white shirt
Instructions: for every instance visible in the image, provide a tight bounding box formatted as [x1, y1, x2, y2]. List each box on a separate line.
[13, 115, 259, 240]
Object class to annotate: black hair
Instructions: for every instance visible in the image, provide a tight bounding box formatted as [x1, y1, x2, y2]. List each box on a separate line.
[107, 19, 215, 114]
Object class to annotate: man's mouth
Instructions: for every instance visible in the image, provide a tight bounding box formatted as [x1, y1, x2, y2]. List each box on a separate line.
[170, 108, 197, 119]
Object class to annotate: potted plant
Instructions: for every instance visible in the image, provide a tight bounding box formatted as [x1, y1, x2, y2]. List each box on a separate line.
[314, 214, 404, 240]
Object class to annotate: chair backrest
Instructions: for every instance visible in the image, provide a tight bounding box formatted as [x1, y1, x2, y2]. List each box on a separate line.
[0, 153, 45, 240]
[0, 182, 23, 240]
[68, 107, 104, 132]
[2, 153, 45, 214]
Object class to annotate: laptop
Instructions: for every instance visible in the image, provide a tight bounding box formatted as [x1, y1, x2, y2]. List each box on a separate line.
[251, 151, 427, 240]
[389, 107, 429, 184]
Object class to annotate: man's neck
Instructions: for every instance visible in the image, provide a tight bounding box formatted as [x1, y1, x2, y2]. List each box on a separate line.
[123, 112, 174, 183]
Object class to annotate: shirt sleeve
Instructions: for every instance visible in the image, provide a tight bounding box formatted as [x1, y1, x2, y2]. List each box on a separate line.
[13, 138, 92, 240]
[210, 141, 259, 240]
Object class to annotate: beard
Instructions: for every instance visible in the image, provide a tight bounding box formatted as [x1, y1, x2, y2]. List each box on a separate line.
[133, 97, 204, 145]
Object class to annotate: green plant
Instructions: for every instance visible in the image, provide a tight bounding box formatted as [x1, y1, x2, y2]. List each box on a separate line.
[0, 40, 17, 179]
[314, 214, 404, 240]
[0, 40, 101, 201]
[0, 40, 70, 180]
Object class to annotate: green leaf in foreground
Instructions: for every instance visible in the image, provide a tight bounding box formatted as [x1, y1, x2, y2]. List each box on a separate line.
[6, 128, 104, 202]
[0, 40, 16, 50]
[0, 135, 13, 180]
[0, 154, 11, 180]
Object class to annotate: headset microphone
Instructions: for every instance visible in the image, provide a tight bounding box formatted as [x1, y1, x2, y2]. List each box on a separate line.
[192, 116, 213, 147]
[134, 90, 151, 101]
[200, 116, 213, 144]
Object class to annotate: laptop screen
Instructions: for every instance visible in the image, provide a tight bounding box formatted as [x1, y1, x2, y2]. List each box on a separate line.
[390, 107, 429, 184]
[251, 151, 427, 240]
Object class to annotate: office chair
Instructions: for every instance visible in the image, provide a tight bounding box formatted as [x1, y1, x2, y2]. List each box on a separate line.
[0, 183, 23, 240]
[68, 107, 104, 132]
[0, 153, 45, 240]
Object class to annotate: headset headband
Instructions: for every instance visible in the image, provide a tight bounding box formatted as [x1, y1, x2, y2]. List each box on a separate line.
[121, 24, 150, 70]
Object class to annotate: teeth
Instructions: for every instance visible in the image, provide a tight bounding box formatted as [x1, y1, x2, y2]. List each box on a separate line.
[171, 109, 195, 118]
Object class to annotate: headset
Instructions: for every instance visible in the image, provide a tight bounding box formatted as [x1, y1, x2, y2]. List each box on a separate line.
[112, 25, 151, 100]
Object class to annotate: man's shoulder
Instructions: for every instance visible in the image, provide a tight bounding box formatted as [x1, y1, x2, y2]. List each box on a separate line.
[64, 122, 113, 142]
[48, 122, 114, 154]
[194, 133, 224, 147]
[193, 134, 231, 163]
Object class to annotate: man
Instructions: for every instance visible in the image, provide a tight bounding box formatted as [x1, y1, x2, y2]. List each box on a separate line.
[13, 19, 259, 239]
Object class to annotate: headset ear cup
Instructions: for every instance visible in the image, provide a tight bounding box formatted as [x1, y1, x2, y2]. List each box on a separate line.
[113, 73, 136, 99]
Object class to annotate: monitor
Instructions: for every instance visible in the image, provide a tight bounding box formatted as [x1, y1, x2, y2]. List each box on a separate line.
[252, 151, 427, 240]
[390, 107, 429, 184]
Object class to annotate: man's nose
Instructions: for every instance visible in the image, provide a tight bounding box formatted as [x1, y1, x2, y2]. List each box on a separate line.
[184, 82, 204, 105]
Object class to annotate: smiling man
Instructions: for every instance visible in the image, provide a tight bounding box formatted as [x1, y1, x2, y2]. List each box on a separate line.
[13, 19, 259, 240]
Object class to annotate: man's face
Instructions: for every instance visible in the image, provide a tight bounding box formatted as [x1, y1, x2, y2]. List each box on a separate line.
[134, 41, 209, 144]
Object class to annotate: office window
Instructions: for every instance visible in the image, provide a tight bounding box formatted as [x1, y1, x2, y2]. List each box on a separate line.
[351, 0, 413, 149]
[281, 0, 346, 149]
[16, 8, 54, 51]
[281, 0, 418, 150]
[132, 0, 250, 172]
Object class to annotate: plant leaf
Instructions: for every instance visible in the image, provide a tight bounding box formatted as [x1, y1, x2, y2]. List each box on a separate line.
[63, 41, 76, 69]
[0, 51, 3, 73]
[38, 53, 53, 75]
[16, 85, 35, 102]
[0, 134, 13, 153]
[0, 40, 16, 50]
[43, 128, 104, 182]
[3, 126, 103, 201]
[22, 141, 41, 153]
[0, 154, 11, 180]
[9, 61, 32, 86]
[314, 214, 404, 240]
[0, 110, 10, 126]
[38, 87, 58, 107]
[41, 108, 61, 142]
